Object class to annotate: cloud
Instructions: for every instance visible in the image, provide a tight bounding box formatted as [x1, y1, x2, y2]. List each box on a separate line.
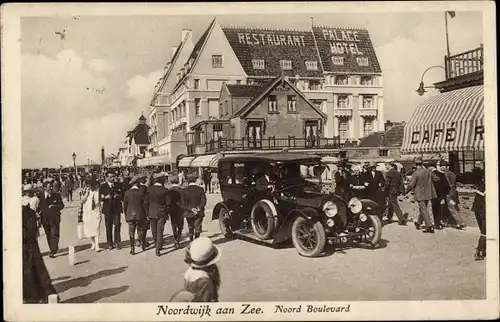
[127, 69, 163, 112]
[89, 58, 114, 73]
[21, 49, 134, 168]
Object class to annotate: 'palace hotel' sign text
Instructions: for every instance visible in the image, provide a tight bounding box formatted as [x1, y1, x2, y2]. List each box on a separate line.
[321, 28, 364, 56]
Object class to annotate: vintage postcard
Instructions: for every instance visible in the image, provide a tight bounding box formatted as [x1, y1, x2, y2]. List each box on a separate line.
[2, 1, 498, 321]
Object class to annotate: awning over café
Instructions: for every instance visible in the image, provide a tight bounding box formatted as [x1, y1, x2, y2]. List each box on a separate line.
[190, 154, 221, 168]
[402, 85, 484, 153]
[137, 154, 171, 167]
[178, 156, 195, 168]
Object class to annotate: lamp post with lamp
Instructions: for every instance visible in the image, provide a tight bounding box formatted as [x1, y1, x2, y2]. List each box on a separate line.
[416, 65, 446, 96]
[72, 152, 77, 176]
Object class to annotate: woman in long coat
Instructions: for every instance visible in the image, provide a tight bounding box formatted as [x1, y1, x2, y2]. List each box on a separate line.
[80, 178, 102, 252]
[22, 199, 58, 303]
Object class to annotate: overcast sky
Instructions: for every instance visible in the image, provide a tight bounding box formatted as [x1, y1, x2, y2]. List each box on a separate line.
[21, 11, 483, 168]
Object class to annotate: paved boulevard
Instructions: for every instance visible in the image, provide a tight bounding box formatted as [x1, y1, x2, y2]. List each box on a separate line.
[39, 190, 486, 303]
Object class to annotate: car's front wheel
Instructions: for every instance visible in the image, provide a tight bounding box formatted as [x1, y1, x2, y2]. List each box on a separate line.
[291, 216, 326, 257]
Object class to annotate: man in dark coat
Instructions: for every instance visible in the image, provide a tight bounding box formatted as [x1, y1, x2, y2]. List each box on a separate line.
[182, 174, 207, 241]
[169, 175, 185, 248]
[364, 162, 386, 219]
[38, 180, 65, 257]
[334, 160, 352, 200]
[145, 173, 169, 256]
[438, 160, 466, 229]
[99, 171, 123, 250]
[472, 170, 485, 260]
[123, 176, 148, 255]
[384, 162, 407, 225]
[22, 200, 58, 303]
[203, 169, 212, 194]
[429, 163, 450, 230]
[405, 158, 437, 233]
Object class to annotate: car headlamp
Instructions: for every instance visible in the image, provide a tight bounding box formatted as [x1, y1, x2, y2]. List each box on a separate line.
[348, 197, 363, 214]
[322, 201, 338, 218]
[359, 213, 368, 222]
[326, 219, 335, 227]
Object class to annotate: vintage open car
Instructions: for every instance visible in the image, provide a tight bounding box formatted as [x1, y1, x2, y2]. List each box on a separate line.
[211, 152, 383, 257]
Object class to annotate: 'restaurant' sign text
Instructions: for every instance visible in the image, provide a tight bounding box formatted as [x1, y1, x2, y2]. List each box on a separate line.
[321, 29, 363, 55]
[237, 33, 306, 46]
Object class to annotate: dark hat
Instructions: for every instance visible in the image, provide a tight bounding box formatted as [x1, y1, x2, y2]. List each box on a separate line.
[186, 173, 198, 182]
[437, 159, 448, 166]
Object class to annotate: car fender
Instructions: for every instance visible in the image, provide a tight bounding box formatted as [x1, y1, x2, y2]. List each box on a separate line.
[274, 207, 321, 244]
[359, 199, 379, 212]
[212, 201, 239, 221]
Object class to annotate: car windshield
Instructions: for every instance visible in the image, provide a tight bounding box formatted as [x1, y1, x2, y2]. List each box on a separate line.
[277, 162, 322, 193]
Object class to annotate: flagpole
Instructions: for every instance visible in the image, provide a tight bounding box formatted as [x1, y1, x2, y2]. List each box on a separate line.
[444, 12, 451, 57]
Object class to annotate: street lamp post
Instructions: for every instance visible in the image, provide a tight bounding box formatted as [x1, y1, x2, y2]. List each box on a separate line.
[72, 152, 77, 176]
[416, 65, 446, 96]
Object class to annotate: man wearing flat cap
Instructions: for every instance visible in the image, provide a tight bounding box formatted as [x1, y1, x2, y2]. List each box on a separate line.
[145, 173, 169, 256]
[38, 180, 65, 258]
[182, 173, 207, 241]
[405, 157, 437, 233]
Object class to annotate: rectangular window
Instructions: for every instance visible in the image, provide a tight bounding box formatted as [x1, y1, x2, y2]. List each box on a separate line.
[287, 96, 297, 113]
[195, 99, 201, 116]
[379, 149, 389, 157]
[181, 104, 186, 117]
[252, 59, 265, 70]
[224, 100, 228, 115]
[363, 119, 374, 136]
[335, 76, 348, 85]
[212, 55, 223, 68]
[279, 60, 292, 70]
[360, 76, 373, 85]
[362, 96, 374, 109]
[356, 57, 369, 66]
[195, 129, 203, 145]
[213, 124, 223, 141]
[194, 79, 200, 89]
[305, 60, 318, 71]
[309, 80, 322, 90]
[332, 56, 344, 66]
[268, 95, 278, 113]
[339, 118, 349, 139]
[337, 95, 348, 109]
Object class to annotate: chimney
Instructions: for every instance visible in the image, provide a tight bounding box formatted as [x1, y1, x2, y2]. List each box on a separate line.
[172, 46, 179, 58]
[181, 29, 192, 41]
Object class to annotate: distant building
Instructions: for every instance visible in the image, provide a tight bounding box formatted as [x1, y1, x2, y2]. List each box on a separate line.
[143, 18, 385, 168]
[121, 114, 151, 165]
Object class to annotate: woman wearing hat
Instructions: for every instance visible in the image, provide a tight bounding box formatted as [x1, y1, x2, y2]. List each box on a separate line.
[80, 178, 102, 252]
[175, 237, 221, 302]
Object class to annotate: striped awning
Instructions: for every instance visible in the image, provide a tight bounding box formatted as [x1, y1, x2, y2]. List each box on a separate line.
[402, 85, 484, 153]
[137, 154, 171, 167]
[178, 156, 195, 168]
[189, 154, 221, 168]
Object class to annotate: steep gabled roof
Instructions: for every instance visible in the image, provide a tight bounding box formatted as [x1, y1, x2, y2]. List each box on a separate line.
[233, 76, 327, 119]
[221, 26, 323, 77]
[312, 26, 381, 74]
[173, 18, 217, 91]
[225, 84, 262, 98]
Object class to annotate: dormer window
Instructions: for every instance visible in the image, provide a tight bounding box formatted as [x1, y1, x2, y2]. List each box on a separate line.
[252, 59, 265, 70]
[360, 76, 373, 85]
[332, 56, 344, 66]
[356, 57, 369, 66]
[280, 60, 292, 71]
[305, 60, 318, 71]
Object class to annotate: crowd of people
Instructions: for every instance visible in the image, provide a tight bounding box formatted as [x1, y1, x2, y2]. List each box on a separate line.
[334, 157, 486, 259]
[21, 158, 485, 303]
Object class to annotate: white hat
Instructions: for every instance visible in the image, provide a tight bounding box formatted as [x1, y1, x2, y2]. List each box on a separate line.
[23, 184, 34, 192]
[188, 237, 221, 268]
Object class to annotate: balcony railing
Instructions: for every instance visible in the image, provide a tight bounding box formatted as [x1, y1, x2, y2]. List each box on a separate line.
[189, 136, 359, 154]
[445, 45, 483, 79]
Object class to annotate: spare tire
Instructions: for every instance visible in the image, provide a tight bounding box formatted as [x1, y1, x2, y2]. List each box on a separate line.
[250, 200, 277, 240]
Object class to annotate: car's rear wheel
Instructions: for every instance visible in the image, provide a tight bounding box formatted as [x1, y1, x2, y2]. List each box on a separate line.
[291, 216, 326, 257]
[218, 207, 233, 238]
[250, 200, 276, 240]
